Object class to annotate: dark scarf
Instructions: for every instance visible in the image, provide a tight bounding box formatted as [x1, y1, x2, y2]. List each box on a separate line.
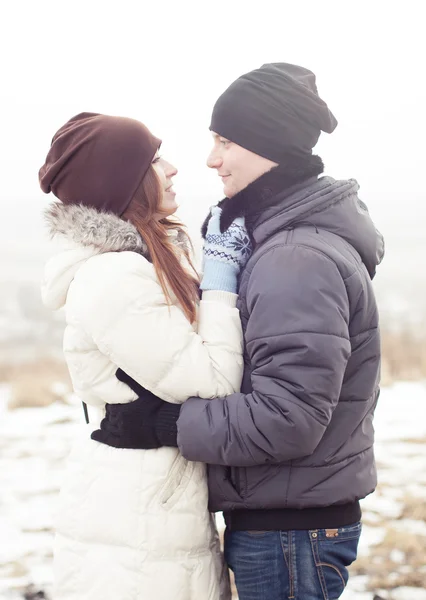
[201, 154, 324, 239]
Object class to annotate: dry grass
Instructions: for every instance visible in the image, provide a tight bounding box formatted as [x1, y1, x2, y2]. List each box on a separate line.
[366, 528, 425, 590]
[352, 494, 426, 592]
[399, 437, 426, 445]
[381, 327, 426, 385]
[0, 358, 71, 409]
[399, 495, 426, 522]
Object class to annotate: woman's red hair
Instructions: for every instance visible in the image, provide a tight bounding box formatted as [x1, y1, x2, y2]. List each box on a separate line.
[122, 167, 199, 323]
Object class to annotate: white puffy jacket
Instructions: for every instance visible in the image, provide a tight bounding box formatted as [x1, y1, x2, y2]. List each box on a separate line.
[42, 203, 244, 600]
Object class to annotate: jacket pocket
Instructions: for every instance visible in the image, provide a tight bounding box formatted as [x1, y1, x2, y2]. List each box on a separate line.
[229, 467, 247, 498]
[157, 453, 194, 509]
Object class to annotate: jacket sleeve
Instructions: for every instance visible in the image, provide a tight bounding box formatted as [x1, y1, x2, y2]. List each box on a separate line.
[74, 253, 243, 403]
[177, 244, 352, 466]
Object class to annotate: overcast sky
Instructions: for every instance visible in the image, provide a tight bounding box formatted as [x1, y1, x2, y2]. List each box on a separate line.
[0, 0, 425, 318]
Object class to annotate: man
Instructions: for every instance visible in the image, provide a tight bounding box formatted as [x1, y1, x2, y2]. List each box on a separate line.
[93, 63, 384, 599]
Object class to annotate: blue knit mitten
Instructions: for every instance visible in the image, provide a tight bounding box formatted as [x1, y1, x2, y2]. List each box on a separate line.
[200, 206, 252, 293]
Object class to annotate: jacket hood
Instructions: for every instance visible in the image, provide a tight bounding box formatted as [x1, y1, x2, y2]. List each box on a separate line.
[253, 176, 384, 279]
[41, 202, 185, 310]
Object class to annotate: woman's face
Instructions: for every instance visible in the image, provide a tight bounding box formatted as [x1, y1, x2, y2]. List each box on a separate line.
[151, 153, 178, 219]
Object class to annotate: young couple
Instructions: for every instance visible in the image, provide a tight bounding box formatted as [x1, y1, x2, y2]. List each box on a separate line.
[40, 62, 384, 600]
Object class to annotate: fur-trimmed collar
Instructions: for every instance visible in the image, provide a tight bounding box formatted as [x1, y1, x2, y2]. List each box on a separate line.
[45, 202, 187, 259]
[42, 202, 190, 311]
[201, 154, 324, 237]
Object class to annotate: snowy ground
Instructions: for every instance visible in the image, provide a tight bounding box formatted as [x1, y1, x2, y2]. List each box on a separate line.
[0, 382, 425, 599]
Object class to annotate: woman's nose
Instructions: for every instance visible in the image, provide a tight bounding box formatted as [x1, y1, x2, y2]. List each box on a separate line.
[165, 161, 178, 177]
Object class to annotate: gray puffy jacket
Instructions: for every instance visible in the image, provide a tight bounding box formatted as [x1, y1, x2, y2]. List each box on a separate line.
[178, 176, 384, 512]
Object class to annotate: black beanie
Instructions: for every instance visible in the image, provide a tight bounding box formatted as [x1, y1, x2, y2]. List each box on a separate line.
[210, 63, 337, 162]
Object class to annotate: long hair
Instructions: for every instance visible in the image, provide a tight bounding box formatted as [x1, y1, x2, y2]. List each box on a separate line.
[122, 167, 200, 323]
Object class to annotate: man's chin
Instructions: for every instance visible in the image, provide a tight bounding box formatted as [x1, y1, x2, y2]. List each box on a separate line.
[223, 184, 237, 199]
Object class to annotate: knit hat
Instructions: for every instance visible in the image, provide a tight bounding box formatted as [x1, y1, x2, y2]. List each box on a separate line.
[210, 63, 337, 161]
[39, 112, 161, 216]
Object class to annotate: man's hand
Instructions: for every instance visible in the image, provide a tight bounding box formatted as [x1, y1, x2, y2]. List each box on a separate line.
[90, 369, 180, 449]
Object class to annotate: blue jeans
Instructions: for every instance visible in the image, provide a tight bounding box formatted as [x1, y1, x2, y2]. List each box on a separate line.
[224, 522, 361, 600]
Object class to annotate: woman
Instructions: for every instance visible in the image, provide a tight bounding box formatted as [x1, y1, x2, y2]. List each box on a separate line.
[39, 112, 251, 600]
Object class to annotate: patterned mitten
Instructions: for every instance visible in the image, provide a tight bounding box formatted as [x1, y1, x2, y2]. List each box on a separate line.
[200, 206, 252, 293]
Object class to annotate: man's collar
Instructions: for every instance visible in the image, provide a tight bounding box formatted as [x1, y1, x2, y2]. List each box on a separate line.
[201, 154, 324, 238]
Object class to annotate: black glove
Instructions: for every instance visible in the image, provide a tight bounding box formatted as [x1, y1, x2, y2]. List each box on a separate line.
[90, 369, 181, 449]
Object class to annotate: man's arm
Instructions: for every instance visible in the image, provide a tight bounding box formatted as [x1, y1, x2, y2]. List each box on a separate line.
[177, 244, 352, 467]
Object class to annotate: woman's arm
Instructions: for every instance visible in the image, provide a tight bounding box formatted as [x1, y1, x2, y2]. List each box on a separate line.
[73, 251, 244, 403]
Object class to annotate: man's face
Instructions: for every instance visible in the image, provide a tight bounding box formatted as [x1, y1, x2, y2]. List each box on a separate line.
[207, 132, 278, 198]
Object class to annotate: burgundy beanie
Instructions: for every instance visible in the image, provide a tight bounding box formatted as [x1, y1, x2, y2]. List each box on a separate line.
[39, 112, 161, 216]
[210, 62, 337, 161]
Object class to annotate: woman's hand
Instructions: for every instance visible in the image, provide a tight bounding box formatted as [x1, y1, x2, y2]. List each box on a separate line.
[200, 206, 252, 293]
